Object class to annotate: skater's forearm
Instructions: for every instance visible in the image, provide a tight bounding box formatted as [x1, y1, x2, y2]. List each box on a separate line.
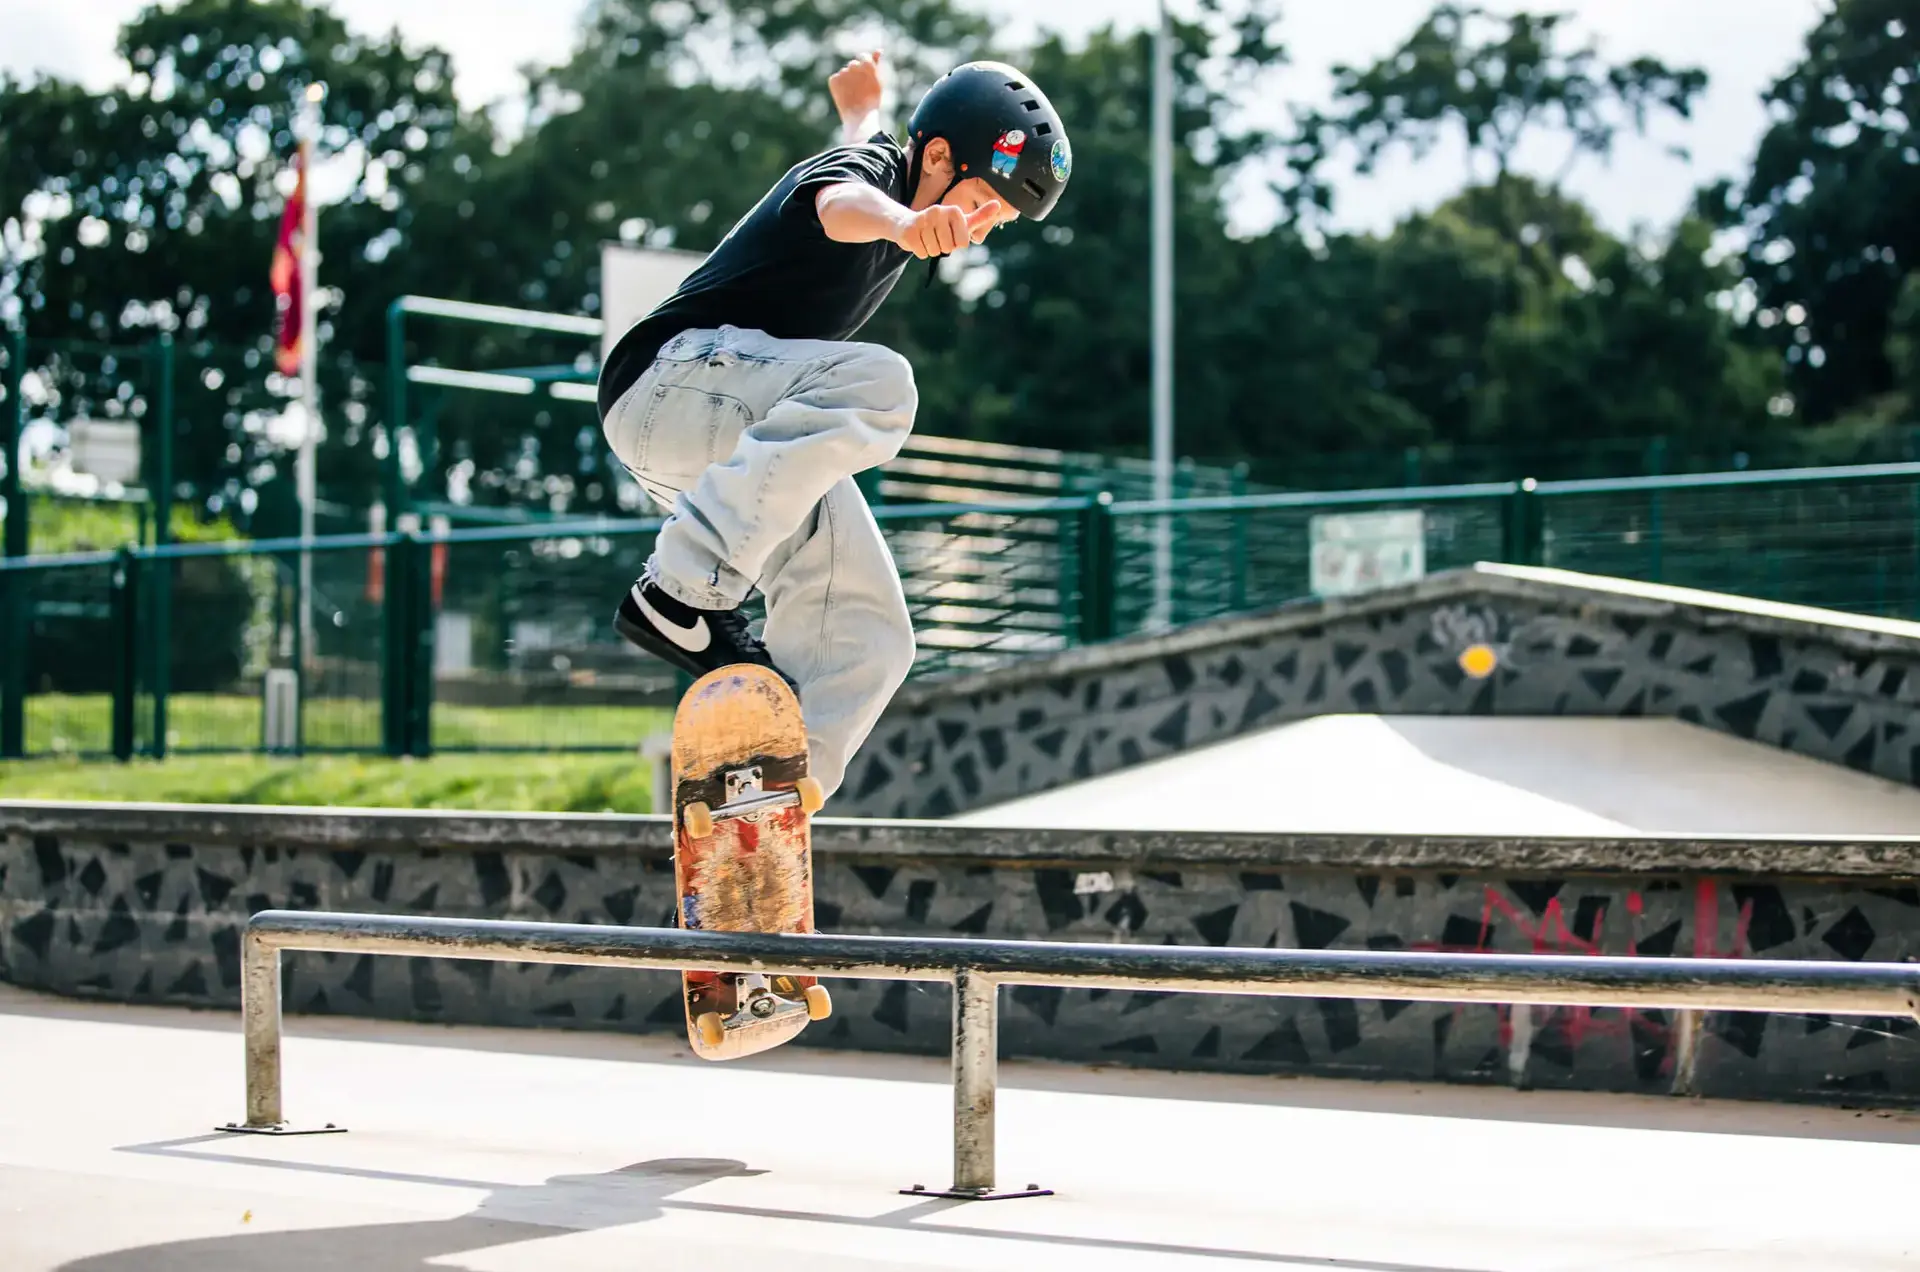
[815, 182, 913, 247]
[839, 109, 881, 145]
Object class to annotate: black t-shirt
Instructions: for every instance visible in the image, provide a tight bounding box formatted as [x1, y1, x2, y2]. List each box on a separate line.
[596, 135, 912, 418]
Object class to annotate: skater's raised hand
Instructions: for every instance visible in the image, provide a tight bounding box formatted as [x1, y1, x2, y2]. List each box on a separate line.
[830, 51, 884, 141]
[892, 200, 1003, 260]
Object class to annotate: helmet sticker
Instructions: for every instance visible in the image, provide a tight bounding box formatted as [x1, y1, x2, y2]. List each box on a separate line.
[1050, 137, 1072, 184]
[991, 129, 1027, 177]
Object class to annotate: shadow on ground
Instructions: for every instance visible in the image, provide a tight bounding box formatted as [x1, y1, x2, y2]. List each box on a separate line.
[87, 1144, 1481, 1272]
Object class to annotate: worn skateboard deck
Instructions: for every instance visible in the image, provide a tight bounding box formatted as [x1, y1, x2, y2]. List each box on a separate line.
[671, 664, 829, 1061]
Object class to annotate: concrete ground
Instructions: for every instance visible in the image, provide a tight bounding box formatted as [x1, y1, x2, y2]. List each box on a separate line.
[953, 715, 1920, 835]
[4, 984, 1918, 1271]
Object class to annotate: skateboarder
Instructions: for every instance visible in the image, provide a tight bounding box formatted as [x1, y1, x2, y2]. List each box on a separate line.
[597, 54, 1073, 800]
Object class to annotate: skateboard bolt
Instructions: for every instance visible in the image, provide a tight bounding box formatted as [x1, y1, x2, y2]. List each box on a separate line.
[751, 997, 777, 1018]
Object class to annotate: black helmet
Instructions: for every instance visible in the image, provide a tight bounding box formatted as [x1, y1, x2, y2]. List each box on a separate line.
[906, 60, 1072, 221]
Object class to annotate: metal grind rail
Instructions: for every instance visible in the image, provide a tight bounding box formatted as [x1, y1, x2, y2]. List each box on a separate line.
[228, 910, 1920, 1200]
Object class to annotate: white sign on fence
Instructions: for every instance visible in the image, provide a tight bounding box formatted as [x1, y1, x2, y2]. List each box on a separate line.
[1309, 509, 1426, 598]
[67, 419, 143, 487]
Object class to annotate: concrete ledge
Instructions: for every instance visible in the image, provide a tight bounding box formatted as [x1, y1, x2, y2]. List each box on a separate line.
[10, 800, 1920, 1103]
[5, 800, 1920, 878]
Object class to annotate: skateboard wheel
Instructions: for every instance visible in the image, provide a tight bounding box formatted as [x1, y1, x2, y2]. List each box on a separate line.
[795, 776, 825, 815]
[804, 984, 833, 1021]
[695, 1011, 726, 1048]
[683, 801, 714, 840]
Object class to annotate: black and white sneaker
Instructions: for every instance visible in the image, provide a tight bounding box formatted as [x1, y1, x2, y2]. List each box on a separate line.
[614, 568, 785, 683]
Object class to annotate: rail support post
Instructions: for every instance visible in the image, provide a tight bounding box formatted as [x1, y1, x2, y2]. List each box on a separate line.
[218, 932, 345, 1136]
[903, 968, 1049, 1201]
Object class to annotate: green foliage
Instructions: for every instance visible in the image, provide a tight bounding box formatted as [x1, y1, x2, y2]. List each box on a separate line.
[0, 0, 480, 517]
[1734, 0, 1919, 424]
[1287, 4, 1707, 212]
[1, 0, 1913, 513]
[1, 492, 240, 554]
[0, 750, 659, 812]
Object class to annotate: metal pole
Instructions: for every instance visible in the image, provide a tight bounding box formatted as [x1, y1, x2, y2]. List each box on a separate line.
[151, 334, 173, 758]
[238, 932, 286, 1129]
[109, 546, 139, 763]
[2, 328, 22, 561]
[1, 328, 25, 758]
[951, 969, 998, 1194]
[384, 300, 408, 523]
[238, 911, 1920, 1015]
[297, 84, 325, 689]
[1149, 0, 1175, 631]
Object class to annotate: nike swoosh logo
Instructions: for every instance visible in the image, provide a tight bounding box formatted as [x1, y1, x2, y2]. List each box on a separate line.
[634, 586, 712, 653]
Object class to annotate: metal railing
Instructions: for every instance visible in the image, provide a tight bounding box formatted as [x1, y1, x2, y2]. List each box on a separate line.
[230, 909, 1920, 1200]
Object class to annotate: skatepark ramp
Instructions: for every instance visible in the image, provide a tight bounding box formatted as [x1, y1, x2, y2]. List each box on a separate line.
[231, 908, 1920, 1200]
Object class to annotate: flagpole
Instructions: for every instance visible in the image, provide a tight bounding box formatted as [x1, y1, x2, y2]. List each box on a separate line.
[297, 83, 324, 682]
[1150, 0, 1175, 631]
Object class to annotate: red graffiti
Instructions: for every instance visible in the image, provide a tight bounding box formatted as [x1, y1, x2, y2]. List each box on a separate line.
[1404, 881, 1750, 1075]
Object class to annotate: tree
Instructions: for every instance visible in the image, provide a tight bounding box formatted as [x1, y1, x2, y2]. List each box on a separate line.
[899, 6, 1330, 464]
[1734, 0, 1919, 424]
[1287, 4, 1706, 221]
[0, 0, 488, 518]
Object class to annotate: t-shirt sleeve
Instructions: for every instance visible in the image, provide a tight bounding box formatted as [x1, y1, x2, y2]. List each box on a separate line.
[780, 143, 903, 229]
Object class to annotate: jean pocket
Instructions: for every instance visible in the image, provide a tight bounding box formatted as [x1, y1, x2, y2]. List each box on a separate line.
[635, 384, 753, 482]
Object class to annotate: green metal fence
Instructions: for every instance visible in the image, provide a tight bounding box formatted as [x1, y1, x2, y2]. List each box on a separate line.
[1530, 462, 1920, 619]
[5, 459, 1920, 761]
[1106, 482, 1519, 637]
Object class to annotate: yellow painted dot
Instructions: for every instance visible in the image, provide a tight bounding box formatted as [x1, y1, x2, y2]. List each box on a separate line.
[1458, 644, 1498, 679]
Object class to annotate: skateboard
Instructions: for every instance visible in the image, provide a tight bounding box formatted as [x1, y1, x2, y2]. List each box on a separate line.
[671, 663, 831, 1060]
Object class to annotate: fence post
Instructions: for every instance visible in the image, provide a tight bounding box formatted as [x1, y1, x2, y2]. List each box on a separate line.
[110, 547, 140, 763]
[1503, 479, 1543, 567]
[1, 328, 25, 758]
[407, 529, 435, 757]
[3, 327, 26, 562]
[150, 333, 174, 758]
[1076, 492, 1115, 644]
[1644, 435, 1667, 584]
[384, 300, 410, 522]
[1230, 462, 1250, 612]
[381, 528, 414, 757]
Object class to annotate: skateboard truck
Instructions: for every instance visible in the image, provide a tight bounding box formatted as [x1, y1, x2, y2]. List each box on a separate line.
[682, 766, 826, 840]
[728, 972, 809, 1026]
[694, 969, 833, 1047]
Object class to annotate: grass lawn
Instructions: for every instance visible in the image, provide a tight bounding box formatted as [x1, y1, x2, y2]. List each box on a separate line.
[0, 751, 660, 813]
[19, 694, 671, 755]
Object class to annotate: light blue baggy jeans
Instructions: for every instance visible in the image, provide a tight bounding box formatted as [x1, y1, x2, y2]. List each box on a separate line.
[601, 325, 919, 800]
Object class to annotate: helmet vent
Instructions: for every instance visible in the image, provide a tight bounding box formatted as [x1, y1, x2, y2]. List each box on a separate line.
[1035, 122, 1053, 136]
[1024, 178, 1047, 200]
[1022, 99, 1041, 111]
[1006, 80, 1025, 90]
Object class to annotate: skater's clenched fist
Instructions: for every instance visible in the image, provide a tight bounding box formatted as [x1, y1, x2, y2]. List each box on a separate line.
[829, 51, 884, 126]
[892, 200, 1002, 260]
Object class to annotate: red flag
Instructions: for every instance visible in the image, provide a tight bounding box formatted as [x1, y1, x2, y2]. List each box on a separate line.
[271, 145, 307, 375]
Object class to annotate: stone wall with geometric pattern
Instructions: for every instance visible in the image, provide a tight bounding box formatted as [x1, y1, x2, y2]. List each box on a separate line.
[837, 564, 1920, 817]
[6, 806, 1918, 1106]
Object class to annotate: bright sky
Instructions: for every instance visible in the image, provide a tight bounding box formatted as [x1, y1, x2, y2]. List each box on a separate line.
[0, 0, 1823, 237]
